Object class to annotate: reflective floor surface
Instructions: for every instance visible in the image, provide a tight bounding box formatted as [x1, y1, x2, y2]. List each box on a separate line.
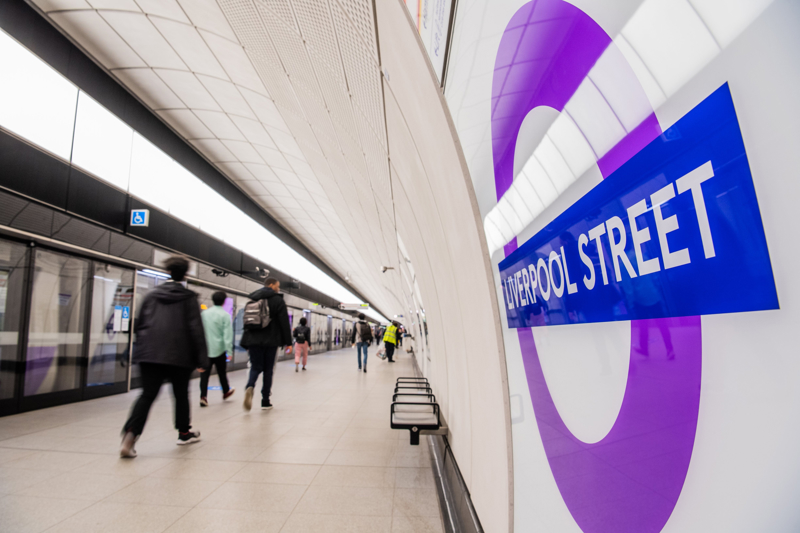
[0, 348, 442, 533]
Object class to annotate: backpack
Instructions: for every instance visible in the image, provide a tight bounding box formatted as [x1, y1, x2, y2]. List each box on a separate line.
[359, 322, 373, 344]
[243, 298, 270, 330]
[294, 327, 306, 343]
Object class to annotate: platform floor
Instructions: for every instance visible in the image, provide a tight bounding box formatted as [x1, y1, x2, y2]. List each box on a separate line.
[0, 347, 442, 532]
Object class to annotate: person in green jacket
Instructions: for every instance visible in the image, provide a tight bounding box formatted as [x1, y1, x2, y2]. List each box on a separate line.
[199, 291, 235, 407]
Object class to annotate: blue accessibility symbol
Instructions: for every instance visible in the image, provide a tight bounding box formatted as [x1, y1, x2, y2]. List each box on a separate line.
[130, 209, 150, 227]
[122, 306, 130, 319]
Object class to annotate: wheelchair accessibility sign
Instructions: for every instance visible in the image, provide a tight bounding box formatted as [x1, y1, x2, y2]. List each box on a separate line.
[130, 209, 149, 227]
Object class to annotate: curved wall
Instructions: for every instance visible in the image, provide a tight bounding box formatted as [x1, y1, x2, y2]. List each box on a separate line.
[375, 1, 512, 532]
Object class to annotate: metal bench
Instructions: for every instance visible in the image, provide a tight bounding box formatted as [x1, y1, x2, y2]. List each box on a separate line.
[390, 377, 445, 445]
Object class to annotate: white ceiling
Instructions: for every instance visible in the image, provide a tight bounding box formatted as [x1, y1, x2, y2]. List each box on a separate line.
[31, 0, 407, 315]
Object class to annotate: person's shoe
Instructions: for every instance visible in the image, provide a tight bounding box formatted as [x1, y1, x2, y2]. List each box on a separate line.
[358, 366, 362, 370]
[243, 387, 254, 411]
[119, 431, 138, 458]
[295, 364, 299, 372]
[302, 367, 306, 371]
[176, 430, 201, 445]
[199, 397, 208, 407]
[363, 368, 367, 373]
[261, 400, 273, 410]
[388, 360, 395, 363]
[223, 388, 235, 400]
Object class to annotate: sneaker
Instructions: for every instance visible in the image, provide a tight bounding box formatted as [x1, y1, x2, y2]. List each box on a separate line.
[295, 364, 299, 373]
[261, 400, 273, 410]
[177, 430, 201, 445]
[243, 387, 254, 411]
[199, 397, 208, 407]
[302, 367, 306, 371]
[119, 431, 138, 459]
[388, 360, 395, 363]
[363, 368, 367, 373]
[223, 388, 235, 400]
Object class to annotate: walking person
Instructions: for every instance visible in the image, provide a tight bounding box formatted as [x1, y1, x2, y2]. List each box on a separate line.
[199, 291, 235, 406]
[120, 256, 207, 458]
[383, 321, 399, 363]
[241, 277, 292, 411]
[350, 313, 372, 373]
[293, 317, 311, 372]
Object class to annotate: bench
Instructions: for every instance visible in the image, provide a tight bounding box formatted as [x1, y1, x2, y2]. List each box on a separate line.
[391, 376, 443, 445]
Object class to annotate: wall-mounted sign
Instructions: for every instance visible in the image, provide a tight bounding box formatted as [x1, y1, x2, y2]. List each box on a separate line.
[339, 303, 370, 310]
[130, 209, 149, 227]
[499, 84, 778, 328]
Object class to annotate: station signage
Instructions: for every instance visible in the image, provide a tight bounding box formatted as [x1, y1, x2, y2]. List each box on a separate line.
[499, 84, 779, 328]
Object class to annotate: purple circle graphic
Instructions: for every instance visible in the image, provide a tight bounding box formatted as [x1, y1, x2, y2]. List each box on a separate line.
[491, 2, 702, 532]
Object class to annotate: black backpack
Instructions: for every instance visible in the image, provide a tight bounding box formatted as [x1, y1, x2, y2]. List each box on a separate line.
[294, 327, 306, 343]
[359, 322, 373, 344]
[243, 298, 270, 330]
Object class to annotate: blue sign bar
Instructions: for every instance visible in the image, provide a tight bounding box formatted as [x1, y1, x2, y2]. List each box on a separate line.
[499, 84, 778, 328]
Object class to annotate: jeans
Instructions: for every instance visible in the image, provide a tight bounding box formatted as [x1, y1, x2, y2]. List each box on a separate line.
[385, 342, 396, 362]
[124, 363, 193, 436]
[246, 346, 278, 401]
[294, 342, 309, 366]
[356, 342, 368, 368]
[200, 353, 230, 398]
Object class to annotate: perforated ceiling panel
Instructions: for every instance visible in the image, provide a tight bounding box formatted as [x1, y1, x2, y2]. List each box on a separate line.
[29, 0, 409, 315]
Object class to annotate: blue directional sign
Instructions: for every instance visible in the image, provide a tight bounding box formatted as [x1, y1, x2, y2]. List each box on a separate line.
[499, 83, 778, 328]
[130, 209, 149, 227]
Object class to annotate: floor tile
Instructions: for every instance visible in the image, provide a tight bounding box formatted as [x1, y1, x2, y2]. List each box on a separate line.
[0, 494, 93, 533]
[392, 514, 445, 533]
[45, 501, 189, 533]
[254, 447, 331, 465]
[148, 459, 247, 481]
[312, 465, 396, 488]
[395, 467, 436, 489]
[163, 507, 287, 533]
[198, 481, 306, 513]
[229, 462, 320, 485]
[107, 477, 223, 507]
[280, 513, 392, 533]
[293, 485, 394, 516]
[325, 449, 395, 467]
[0, 467, 61, 495]
[74, 455, 173, 478]
[18, 471, 137, 501]
[2, 451, 104, 472]
[393, 488, 441, 517]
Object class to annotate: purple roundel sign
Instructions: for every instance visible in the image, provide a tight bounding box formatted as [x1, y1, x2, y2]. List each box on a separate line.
[492, 2, 698, 526]
[493, 2, 778, 532]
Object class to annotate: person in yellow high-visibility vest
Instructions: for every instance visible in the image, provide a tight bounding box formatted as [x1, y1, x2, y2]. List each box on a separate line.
[383, 321, 399, 363]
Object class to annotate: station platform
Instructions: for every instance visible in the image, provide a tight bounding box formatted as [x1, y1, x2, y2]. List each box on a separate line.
[0, 349, 442, 533]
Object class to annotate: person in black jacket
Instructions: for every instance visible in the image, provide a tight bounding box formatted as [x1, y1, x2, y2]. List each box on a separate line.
[120, 256, 208, 458]
[293, 316, 311, 372]
[241, 277, 292, 411]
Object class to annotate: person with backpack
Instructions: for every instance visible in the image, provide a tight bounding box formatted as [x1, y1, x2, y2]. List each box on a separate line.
[199, 291, 235, 407]
[293, 316, 311, 372]
[120, 256, 207, 458]
[383, 321, 400, 363]
[240, 277, 292, 411]
[350, 313, 372, 373]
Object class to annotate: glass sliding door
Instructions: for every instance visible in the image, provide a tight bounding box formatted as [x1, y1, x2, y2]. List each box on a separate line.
[0, 240, 29, 415]
[23, 249, 90, 407]
[85, 263, 133, 397]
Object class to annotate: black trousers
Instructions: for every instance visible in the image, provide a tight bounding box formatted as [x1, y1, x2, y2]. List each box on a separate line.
[123, 363, 193, 436]
[246, 345, 278, 402]
[200, 354, 230, 398]
[385, 342, 396, 361]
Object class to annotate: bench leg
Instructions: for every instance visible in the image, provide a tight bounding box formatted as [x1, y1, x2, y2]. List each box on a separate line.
[409, 428, 419, 445]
